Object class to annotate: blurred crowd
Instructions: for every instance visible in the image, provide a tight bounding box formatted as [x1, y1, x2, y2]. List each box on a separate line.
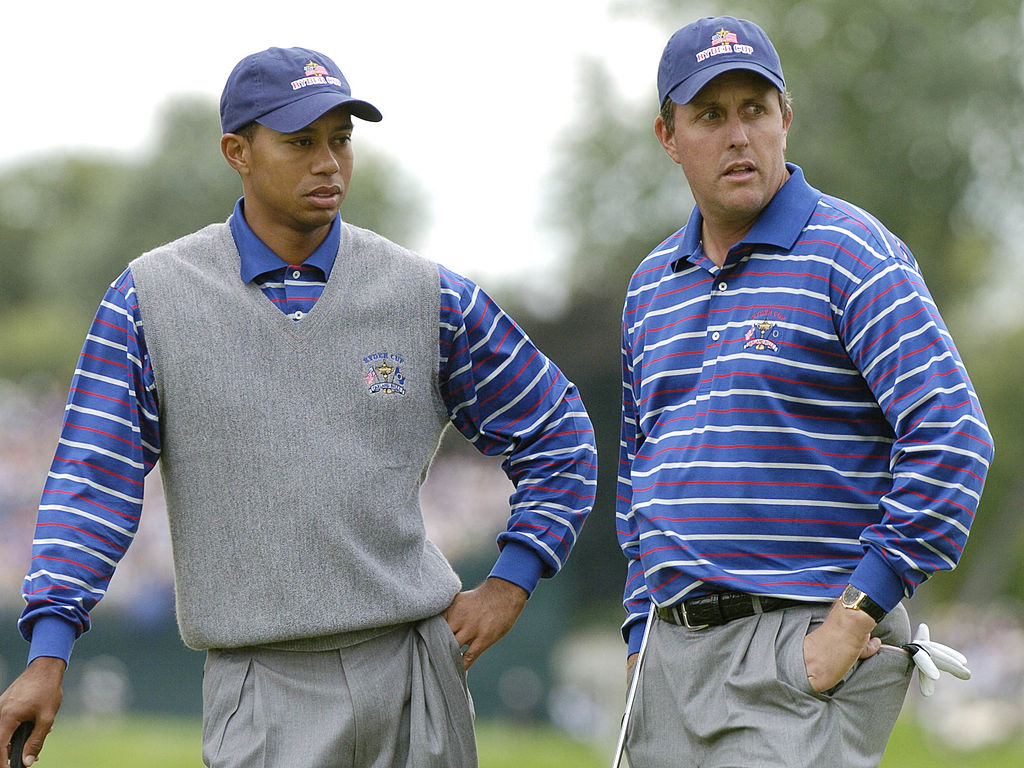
[911, 604, 1024, 750]
[0, 382, 65, 606]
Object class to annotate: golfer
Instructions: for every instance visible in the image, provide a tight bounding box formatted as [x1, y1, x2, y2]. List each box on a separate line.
[616, 16, 992, 767]
[0, 46, 597, 768]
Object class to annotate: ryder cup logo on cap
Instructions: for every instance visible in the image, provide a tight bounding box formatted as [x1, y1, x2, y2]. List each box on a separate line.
[220, 46, 383, 134]
[657, 16, 785, 106]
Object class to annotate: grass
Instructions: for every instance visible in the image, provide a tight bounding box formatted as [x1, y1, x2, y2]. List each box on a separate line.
[32, 716, 201, 767]
[27, 714, 1024, 767]
[33, 717, 605, 767]
[880, 719, 1024, 768]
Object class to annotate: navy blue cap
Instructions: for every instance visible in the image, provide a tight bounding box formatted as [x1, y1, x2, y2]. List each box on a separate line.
[658, 17, 785, 106]
[220, 46, 382, 134]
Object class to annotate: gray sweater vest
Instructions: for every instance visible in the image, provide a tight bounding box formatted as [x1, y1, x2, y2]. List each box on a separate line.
[131, 221, 461, 650]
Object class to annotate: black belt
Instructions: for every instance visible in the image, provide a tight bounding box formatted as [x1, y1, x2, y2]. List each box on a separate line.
[657, 592, 807, 630]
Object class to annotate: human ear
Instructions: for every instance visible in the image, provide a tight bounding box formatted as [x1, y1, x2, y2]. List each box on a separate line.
[221, 133, 250, 175]
[654, 114, 681, 165]
[781, 105, 793, 152]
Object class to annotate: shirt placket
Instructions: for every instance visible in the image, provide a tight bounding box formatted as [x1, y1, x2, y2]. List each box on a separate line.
[284, 266, 310, 320]
[696, 265, 733, 401]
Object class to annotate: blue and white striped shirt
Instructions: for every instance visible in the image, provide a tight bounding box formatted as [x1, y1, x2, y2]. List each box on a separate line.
[22, 202, 597, 662]
[618, 166, 992, 654]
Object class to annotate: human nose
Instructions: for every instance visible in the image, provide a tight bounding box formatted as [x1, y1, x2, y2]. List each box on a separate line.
[725, 114, 750, 148]
[310, 141, 341, 175]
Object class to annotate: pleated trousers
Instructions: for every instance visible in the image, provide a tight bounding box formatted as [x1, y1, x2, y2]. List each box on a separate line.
[625, 602, 914, 768]
[201, 614, 477, 768]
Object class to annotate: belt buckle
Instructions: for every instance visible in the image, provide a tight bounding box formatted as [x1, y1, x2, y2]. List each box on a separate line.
[678, 600, 710, 631]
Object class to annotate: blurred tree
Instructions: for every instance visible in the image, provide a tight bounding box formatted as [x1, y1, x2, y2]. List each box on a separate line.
[512, 0, 1024, 614]
[0, 97, 426, 384]
[951, 331, 1024, 603]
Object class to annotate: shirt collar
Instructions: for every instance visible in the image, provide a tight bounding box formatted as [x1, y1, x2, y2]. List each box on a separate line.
[229, 198, 341, 283]
[670, 163, 822, 271]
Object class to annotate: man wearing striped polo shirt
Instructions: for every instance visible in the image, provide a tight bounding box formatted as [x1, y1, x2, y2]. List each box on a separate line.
[0, 47, 597, 767]
[617, 16, 992, 767]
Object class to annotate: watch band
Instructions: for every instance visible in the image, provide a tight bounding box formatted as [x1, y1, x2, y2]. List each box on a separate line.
[840, 585, 887, 623]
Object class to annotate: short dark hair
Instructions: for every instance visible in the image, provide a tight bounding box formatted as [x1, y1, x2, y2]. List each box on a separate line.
[659, 89, 793, 133]
[233, 121, 259, 143]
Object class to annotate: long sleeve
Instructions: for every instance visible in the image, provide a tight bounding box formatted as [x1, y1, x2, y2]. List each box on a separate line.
[827, 203, 994, 609]
[617, 314, 651, 655]
[20, 269, 160, 663]
[437, 265, 597, 593]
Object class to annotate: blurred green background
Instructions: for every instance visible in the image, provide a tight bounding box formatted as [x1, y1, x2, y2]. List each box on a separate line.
[2, 0, 1024, 764]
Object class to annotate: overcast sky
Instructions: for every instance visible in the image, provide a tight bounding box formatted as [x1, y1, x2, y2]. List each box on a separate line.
[2, 1, 671, 282]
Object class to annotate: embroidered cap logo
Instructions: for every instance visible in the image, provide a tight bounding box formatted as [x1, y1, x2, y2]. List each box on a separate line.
[695, 27, 756, 63]
[713, 27, 738, 46]
[290, 60, 343, 91]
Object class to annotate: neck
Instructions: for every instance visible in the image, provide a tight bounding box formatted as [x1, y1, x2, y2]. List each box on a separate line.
[239, 199, 334, 264]
[700, 219, 755, 268]
[251, 221, 332, 265]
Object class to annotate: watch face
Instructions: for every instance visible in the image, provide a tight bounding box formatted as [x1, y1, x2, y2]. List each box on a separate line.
[841, 585, 884, 621]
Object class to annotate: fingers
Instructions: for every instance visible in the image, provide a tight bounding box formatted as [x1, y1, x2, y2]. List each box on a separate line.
[911, 622, 931, 645]
[457, 625, 502, 670]
[858, 636, 882, 659]
[3, 720, 44, 768]
[919, 673, 937, 697]
[461, 642, 480, 671]
[911, 647, 941, 680]
[920, 642, 969, 674]
[444, 616, 473, 669]
[22, 721, 47, 767]
[444, 608, 487, 670]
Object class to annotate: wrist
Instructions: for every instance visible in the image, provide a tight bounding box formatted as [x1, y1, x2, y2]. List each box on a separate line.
[830, 596, 877, 636]
[26, 655, 67, 681]
[484, 576, 528, 606]
[839, 584, 886, 623]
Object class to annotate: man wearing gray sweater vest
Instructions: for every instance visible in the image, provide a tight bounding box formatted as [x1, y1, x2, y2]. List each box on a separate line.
[0, 47, 597, 767]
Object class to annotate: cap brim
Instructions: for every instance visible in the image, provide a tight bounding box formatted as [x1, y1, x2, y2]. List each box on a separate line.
[255, 91, 382, 132]
[667, 62, 785, 105]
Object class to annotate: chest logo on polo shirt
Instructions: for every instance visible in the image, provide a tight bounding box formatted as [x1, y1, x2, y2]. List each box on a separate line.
[743, 310, 784, 353]
[363, 351, 407, 395]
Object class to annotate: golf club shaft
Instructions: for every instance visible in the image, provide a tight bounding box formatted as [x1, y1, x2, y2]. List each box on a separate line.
[612, 602, 656, 768]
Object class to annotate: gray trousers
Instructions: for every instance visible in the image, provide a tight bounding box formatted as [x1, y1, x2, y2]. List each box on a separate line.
[201, 614, 477, 768]
[625, 602, 914, 768]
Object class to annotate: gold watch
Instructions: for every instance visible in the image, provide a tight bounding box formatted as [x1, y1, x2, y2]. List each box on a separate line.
[840, 585, 886, 623]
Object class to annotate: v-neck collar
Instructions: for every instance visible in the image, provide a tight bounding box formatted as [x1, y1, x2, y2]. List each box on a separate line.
[214, 220, 352, 336]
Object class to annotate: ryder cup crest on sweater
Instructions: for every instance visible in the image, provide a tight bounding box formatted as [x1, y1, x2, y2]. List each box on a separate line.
[364, 351, 407, 395]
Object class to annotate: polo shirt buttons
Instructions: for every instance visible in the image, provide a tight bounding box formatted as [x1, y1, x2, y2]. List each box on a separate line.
[292, 270, 302, 279]
[712, 331, 720, 341]
[718, 281, 728, 292]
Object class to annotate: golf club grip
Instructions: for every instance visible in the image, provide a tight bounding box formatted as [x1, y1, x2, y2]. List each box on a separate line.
[10, 721, 33, 768]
